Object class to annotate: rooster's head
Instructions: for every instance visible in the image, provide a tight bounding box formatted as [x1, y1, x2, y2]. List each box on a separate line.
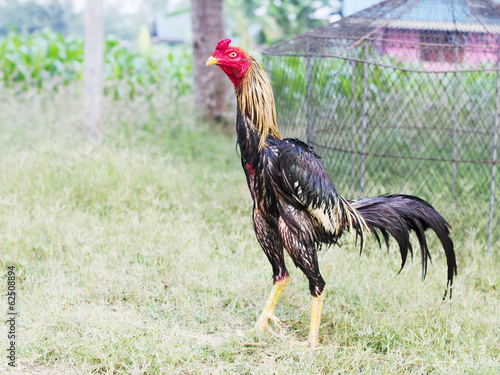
[206, 39, 251, 89]
[206, 39, 281, 148]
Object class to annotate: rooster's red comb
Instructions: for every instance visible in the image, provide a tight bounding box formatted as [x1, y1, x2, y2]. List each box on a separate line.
[216, 39, 232, 51]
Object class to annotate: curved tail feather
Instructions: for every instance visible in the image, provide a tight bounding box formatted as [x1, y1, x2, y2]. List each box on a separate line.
[350, 194, 457, 298]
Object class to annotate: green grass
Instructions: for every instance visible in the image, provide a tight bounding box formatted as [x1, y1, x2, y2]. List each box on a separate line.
[0, 86, 499, 374]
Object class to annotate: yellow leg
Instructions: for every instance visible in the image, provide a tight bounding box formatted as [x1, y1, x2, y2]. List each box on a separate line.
[254, 276, 289, 331]
[307, 290, 325, 349]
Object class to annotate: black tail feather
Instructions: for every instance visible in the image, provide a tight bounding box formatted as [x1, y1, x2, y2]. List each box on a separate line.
[350, 194, 457, 298]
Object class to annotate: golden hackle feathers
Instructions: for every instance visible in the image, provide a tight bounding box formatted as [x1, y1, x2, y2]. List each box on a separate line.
[237, 55, 282, 150]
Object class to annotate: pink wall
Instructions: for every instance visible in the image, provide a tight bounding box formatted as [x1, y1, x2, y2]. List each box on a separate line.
[374, 28, 500, 71]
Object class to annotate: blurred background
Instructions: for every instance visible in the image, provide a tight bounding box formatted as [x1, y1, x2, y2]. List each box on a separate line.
[0, 0, 344, 43]
[0, 0, 346, 130]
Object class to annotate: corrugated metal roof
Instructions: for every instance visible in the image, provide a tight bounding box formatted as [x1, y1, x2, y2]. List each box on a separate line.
[382, 0, 500, 26]
[265, 0, 500, 56]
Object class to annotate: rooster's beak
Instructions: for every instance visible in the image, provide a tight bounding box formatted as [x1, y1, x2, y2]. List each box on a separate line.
[206, 56, 219, 66]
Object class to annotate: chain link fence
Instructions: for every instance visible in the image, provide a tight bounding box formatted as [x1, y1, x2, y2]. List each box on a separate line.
[263, 0, 499, 251]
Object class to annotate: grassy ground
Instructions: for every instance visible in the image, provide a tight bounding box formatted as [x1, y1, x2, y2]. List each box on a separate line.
[0, 86, 499, 374]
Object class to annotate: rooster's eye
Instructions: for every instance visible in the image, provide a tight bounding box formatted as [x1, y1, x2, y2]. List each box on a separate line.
[229, 52, 237, 58]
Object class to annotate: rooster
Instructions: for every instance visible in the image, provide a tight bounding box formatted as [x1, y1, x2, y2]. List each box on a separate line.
[206, 39, 457, 348]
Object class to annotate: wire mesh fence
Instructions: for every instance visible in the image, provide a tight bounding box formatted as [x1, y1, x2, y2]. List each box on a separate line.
[263, 0, 499, 251]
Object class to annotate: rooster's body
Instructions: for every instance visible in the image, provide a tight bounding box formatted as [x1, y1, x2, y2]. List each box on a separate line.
[207, 39, 457, 348]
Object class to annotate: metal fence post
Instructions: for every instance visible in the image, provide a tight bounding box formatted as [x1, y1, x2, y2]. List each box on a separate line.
[351, 60, 357, 193]
[488, 49, 500, 253]
[452, 42, 459, 200]
[360, 43, 368, 198]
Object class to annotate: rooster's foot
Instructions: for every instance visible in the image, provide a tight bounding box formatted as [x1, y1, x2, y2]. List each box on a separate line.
[253, 312, 281, 332]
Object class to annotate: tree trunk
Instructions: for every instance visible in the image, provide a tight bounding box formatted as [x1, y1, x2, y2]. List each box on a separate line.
[84, 0, 104, 140]
[190, 0, 233, 127]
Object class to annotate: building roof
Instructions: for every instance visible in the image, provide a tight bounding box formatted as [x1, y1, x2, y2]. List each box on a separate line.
[264, 0, 500, 57]
[376, 0, 500, 32]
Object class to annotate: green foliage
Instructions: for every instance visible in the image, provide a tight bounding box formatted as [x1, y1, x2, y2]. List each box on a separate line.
[0, 29, 82, 88]
[225, 0, 339, 45]
[0, 29, 192, 98]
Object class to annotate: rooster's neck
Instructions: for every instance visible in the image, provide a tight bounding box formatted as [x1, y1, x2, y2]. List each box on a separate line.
[235, 58, 282, 151]
[236, 109, 261, 163]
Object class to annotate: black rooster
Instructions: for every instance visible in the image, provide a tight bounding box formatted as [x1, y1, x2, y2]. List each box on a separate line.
[206, 39, 457, 348]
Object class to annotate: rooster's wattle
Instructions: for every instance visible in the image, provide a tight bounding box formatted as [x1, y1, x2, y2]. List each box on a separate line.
[206, 39, 457, 348]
